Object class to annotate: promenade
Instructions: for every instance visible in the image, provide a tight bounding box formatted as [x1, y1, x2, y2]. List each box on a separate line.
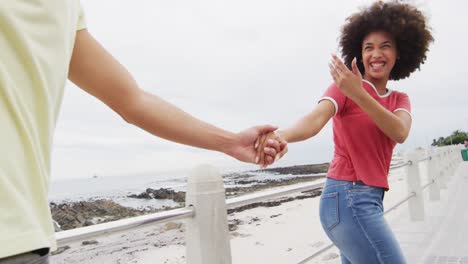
[314, 161, 468, 263]
[395, 161, 468, 263]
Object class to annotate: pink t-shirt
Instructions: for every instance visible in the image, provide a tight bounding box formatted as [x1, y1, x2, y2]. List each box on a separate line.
[320, 80, 411, 190]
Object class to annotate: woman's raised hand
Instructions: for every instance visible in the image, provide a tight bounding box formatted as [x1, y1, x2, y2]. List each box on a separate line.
[329, 54, 365, 101]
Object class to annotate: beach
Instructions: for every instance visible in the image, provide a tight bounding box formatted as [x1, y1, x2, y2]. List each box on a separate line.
[49, 162, 425, 264]
[50, 181, 331, 264]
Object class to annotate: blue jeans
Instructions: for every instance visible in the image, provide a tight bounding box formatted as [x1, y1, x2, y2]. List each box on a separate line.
[319, 178, 406, 264]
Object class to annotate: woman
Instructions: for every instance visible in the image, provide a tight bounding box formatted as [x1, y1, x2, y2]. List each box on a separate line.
[256, 1, 433, 263]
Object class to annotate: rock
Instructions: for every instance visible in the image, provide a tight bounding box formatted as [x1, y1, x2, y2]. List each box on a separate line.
[82, 240, 99, 246]
[76, 214, 86, 223]
[51, 246, 70, 256]
[225, 177, 325, 198]
[255, 163, 329, 175]
[235, 180, 257, 185]
[84, 220, 95, 226]
[128, 188, 185, 203]
[50, 199, 143, 230]
[228, 218, 243, 231]
[228, 223, 238, 231]
[164, 222, 181, 231]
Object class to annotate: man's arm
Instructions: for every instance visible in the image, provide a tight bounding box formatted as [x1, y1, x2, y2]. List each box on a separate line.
[68, 29, 280, 164]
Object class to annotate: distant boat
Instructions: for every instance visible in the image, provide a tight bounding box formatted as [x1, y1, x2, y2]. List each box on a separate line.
[93, 174, 98, 179]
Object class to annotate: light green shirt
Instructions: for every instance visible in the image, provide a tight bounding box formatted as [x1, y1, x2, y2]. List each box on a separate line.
[0, 0, 86, 258]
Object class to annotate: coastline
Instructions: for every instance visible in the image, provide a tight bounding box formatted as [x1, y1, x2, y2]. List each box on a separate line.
[50, 179, 328, 264]
[50, 164, 412, 264]
[50, 163, 329, 262]
[50, 163, 329, 231]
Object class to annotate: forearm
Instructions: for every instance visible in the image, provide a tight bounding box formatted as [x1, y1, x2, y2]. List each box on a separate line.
[279, 100, 334, 143]
[68, 30, 236, 155]
[279, 118, 318, 143]
[123, 90, 235, 153]
[352, 93, 410, 143]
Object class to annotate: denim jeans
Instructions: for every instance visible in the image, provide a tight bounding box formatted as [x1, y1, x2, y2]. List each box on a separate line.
[319, 178, 406, 264]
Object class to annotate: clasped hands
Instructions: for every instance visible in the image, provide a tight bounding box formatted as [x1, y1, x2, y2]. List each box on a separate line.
[254, 131, 288, 169]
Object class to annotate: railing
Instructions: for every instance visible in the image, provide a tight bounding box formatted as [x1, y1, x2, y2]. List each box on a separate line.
[55, 207, 194, 245]
[55, 145, 464, 264]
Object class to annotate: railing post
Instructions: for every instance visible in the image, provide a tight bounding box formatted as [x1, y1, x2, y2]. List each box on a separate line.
[453, 146, 460, 173]
[454, 145, 462, 173]
[405, 151, 425, 221]
[185, 165, 232, 264]
[443, 149, 450, 179]
[437, 149, 448, 189]
[428, 149, 440, 201]
[448, 148, 454, 177]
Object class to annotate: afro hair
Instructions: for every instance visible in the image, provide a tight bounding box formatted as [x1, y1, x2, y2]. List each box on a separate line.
[339, 1, 434, 80]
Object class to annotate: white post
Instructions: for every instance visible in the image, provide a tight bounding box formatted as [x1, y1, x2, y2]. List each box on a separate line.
[459, 145, 464, 164]
[405, 151, 425, 221]
[452, 147, 458, 172]
[448, 148, 455, 177]
[438, 149, 448, 189]
[454, 147, 458, 165]
[428, 150, 441, 201]
[185, 165, 232, 264]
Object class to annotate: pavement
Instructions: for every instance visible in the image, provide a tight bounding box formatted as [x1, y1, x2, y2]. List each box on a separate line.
[384, 161, 468, 263]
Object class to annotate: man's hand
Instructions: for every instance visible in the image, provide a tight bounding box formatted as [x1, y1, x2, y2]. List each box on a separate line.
[223, 125, 285, 165]
[255, 131, 288, 168]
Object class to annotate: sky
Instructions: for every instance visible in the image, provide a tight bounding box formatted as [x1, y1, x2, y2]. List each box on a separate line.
[51, 0, 468, 180]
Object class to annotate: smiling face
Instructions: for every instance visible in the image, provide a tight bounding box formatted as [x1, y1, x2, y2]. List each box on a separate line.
[361, 31, 398, 83]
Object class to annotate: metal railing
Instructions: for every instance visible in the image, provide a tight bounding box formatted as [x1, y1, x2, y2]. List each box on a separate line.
[56, 207, 193, 245]
[54, 145, 464, 264]
[226, 174, 326, 210]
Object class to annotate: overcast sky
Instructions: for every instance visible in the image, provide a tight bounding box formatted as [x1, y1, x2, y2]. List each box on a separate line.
[51, 0, 468, 180]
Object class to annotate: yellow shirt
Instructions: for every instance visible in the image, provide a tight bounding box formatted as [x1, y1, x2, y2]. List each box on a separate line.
[0, 1, 86, 258]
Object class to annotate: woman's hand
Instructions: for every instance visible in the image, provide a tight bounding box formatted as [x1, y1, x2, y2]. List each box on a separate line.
[329, 54, 366, 101]
[255, 131, 288, 168]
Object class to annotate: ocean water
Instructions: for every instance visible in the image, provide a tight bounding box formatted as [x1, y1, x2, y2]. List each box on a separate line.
[49, 172, 182, 209]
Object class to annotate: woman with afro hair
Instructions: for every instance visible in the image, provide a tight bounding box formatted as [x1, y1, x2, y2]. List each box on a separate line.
[255, 1, 433, 262]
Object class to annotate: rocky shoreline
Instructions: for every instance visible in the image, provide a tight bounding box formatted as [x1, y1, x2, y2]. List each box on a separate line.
[50, 163, 328, 232]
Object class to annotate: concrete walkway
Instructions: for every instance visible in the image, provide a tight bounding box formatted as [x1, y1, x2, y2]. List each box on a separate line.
[389, 161, 468, 263]
[310, 160, 468, 264]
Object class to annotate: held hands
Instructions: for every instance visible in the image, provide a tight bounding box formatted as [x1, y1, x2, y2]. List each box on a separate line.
[226, 125, 286, 166]
[329, 54, 366, 101]
[254, 131, 288, 169]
